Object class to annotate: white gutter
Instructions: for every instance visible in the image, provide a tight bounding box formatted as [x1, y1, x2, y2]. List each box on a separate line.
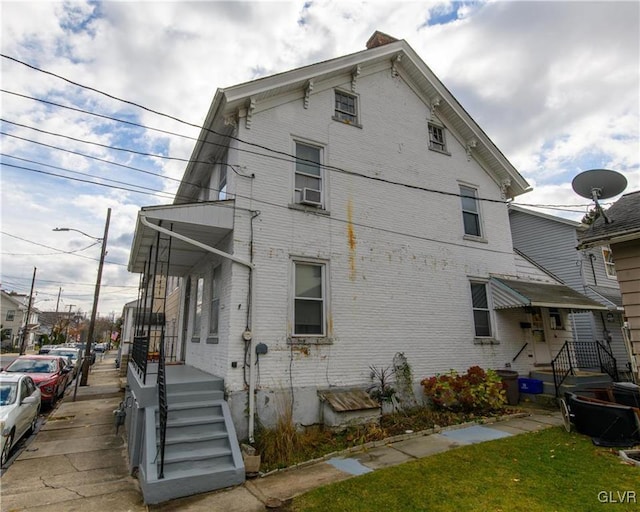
[139, 214, 259, 442]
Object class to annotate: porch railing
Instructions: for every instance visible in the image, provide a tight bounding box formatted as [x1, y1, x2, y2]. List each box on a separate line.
[551, 340, 619, 396]
[132, 334, 150, 384]
[157, 331, 168, 479]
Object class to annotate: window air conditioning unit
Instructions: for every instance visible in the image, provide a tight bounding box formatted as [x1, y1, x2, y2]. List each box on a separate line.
[300, 188, 322, 206]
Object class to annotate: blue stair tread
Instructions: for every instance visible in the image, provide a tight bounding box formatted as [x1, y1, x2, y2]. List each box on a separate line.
[166, 400, 223, 411]
[165, 416, 225, 428]
[159, 464, 242, 481]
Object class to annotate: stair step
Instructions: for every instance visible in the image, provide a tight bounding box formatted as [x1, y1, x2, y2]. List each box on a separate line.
[157, 464, 241, 481]
[164, 446, 232, 464]
[167, 389, 224, 403]
[167, 400, 223, 411]
[165, 416, 225, 428]
[163, 431, 229, 445]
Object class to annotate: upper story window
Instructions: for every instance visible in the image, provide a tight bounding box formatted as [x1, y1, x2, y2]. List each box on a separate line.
[460, 185, 482, 237]
[428, 123, 447, 153]
[218, 165, 227, 201]
[293, 261, 327, 337]
[294, 141, 323, 207]
[470, 281, 492, 337]
[6, 310, 15, 322]
[602, 246, 616, 278]
[333, 90, 358, 125]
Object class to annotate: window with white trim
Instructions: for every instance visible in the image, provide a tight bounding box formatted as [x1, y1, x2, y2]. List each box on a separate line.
[470, 282, 492, 337]
[602, 246, 616, 278]
[209, 265, 221, 337]
[6, 310, 15, 322]
[218, 165, 227, 200]
[293, 261, 326, 336]
[334, 90, 358, 124]
[294, 142, 323, 206]
[192, 276, 204, 340]
[460, 185, 482, 237]
[428, 123, 447, 152]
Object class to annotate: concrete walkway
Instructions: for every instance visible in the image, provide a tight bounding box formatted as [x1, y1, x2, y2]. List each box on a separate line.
[1, 352, 145, 512]
[0, 353, 563, 511]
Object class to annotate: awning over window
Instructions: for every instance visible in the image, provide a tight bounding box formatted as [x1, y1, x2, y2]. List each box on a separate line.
[128, 201, 235, 275]
[490, 278, 608, 311]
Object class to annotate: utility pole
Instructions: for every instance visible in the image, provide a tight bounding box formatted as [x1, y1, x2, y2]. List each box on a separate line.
[19, 267, 37, 355]
[80, 207, 111, 386]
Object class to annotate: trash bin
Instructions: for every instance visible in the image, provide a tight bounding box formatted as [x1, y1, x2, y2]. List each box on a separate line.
[496, 369, 519, 406]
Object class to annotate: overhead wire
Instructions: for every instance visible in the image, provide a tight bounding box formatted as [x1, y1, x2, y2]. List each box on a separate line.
[0, 53, 608, 260]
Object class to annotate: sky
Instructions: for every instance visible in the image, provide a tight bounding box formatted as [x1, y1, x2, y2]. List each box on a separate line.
[1, 0, 639, 318]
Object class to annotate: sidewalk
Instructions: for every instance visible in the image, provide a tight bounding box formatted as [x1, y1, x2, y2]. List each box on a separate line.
[0, 351, 145, 512]
[0, 354, 563, 511]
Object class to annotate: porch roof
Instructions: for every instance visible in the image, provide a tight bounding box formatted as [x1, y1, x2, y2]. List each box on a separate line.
[128, 201, 234, 275]
[490, 278, 608, 311]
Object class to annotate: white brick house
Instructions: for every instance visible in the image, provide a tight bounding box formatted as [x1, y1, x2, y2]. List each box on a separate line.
[125, 32, 609, 503]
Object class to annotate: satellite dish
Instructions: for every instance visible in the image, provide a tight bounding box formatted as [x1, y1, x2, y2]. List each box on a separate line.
[571, 169, 627, 200]
[572, 169, 627, 224]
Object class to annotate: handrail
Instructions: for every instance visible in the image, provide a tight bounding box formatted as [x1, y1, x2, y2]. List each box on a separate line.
[551, 341, 619, 396]
[512, 342, 528, 362]
[157, 332, 168, 479]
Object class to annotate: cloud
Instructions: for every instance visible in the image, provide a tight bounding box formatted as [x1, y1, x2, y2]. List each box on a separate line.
[1, 0, 638, 316]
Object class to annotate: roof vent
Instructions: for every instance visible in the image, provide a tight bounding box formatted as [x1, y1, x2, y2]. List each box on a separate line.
[366, 31, 399, 49]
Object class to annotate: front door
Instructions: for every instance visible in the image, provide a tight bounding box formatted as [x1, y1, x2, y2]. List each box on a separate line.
[531, 307, 552, 365]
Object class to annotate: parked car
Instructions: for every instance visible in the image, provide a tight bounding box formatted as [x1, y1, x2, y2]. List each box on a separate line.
[38, 345, 55, 355]
[47, 347, 82, 379]
[94, 342, 107, 353]
[1, 356, 72, 406]
[72, 343, 96, 365]
[0, 373, 41, 466]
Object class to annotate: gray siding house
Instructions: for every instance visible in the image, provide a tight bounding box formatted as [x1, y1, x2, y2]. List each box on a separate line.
[509, 205, 632, 376]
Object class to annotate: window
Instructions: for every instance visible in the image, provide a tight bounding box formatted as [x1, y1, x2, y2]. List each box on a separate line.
[470, 282, 491, 337]
[218, 165, 227, 200]
[293, 262, 326, 336]
[209, 266, 221, 337]
[428, 123, 447, 152]
[460, 185, 482, 237]
[334, 90, 358, 124]
[294, 142, 322, 206]
[192, 277, 204, 340]
[602, 246, 616, 278]
[6, 310, 15, 322]
[549, 308, 563, 330]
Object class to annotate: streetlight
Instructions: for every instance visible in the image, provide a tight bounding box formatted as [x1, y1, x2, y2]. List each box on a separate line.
[53, 207, 111, 386]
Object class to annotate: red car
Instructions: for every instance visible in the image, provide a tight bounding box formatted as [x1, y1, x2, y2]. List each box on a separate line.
[1, 355, 72, 406]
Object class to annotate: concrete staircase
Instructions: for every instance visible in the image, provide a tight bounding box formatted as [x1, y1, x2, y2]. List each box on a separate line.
[139, 378, 245, 504]
[529, 369, 613, 399]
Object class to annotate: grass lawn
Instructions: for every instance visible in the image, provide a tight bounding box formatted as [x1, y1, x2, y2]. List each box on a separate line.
[290, 427, 639, 512]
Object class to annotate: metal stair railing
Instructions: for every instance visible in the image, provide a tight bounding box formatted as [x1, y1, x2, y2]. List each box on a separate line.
[157, 331, 168, 479]
[551, 341, 619, 396]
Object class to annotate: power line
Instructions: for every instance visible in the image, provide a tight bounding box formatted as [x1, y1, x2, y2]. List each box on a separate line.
[0, 231, 127, 266]
[0, 274, 137, 288]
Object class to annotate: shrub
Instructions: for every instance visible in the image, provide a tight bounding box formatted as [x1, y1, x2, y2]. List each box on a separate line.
[420, 366, 506, 413]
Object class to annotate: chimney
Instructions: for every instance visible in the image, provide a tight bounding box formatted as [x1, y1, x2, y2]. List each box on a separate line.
[366, 31, 399, 49]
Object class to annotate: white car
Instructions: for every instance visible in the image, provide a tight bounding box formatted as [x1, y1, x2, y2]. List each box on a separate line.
[0, 373, 41, 466]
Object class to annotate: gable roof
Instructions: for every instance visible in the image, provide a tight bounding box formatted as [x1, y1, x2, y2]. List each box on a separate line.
[177, 33, 530, 202]
[578, 191, 640, 248]
[509, 204, 582, 228]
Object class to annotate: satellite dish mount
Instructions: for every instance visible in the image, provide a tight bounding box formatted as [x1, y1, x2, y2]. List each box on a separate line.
[571, 169, 627, 224]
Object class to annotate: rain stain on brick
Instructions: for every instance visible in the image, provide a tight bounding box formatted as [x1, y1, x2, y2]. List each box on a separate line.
[347, 198, 357, 281]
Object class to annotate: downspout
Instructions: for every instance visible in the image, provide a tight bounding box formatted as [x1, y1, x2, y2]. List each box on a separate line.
[139, 214, 258, 442]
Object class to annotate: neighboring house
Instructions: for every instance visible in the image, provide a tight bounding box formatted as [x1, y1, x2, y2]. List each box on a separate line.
[509, 205, 632, 377]
[578, 190, 640, 382]
[124, 32, 606, 503]
[0, 290, 39, 351]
